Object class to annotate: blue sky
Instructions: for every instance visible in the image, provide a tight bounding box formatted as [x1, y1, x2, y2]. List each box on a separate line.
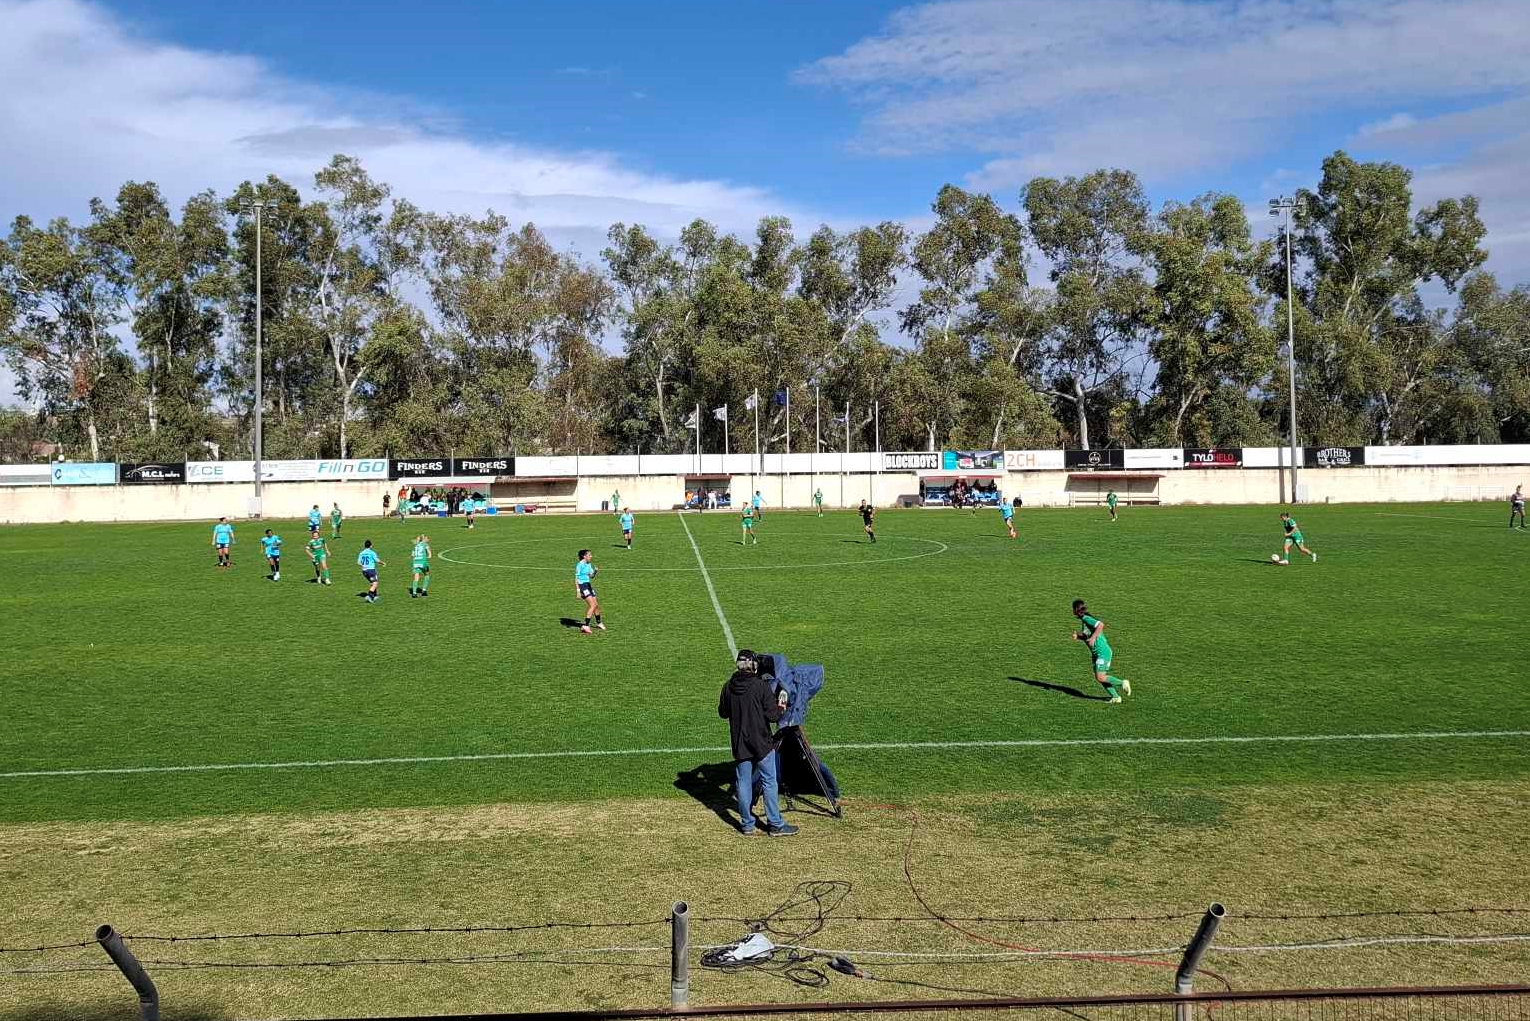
[2, 0, 1529, 277]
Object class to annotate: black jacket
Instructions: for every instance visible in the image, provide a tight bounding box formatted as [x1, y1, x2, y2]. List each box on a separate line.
[719, 670, 782, 762]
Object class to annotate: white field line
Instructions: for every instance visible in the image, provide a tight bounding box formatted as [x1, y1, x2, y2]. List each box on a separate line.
[3, 731, 1528, 781]
[677, 511, 737, 660]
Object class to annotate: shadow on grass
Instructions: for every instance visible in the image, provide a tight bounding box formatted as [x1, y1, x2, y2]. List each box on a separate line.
[1008, 675, 1110, 701]
[1, 1003, 230, 1021]
[674, 761, 744, 832]
[1237, 557, 1281, 565]
[558, 617, 586, 629]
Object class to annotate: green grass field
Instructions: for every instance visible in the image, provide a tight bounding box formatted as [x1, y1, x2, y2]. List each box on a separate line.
[4, 502, 1528, 824]
[5, 502, 1530, 1018]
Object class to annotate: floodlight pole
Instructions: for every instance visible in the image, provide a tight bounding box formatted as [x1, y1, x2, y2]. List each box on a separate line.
[240, 198, 272, 517]
[1271, 196, 1300, 503]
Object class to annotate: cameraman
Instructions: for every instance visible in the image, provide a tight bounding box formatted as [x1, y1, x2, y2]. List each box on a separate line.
[718, 650, 798, 837]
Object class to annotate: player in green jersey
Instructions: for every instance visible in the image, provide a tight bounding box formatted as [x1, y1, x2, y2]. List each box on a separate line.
[307, 534, 332, 585]
[330, 502, 343, 539]
[741, 504, 759, 546]
[814, 488, 824, 516]
[1106, 490, 1119, 521]
[1278, 511, 1316, 564]
[1072, 599, 1131, 704]
[410, 534, 432, 597]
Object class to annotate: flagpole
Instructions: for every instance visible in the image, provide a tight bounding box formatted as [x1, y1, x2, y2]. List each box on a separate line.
[843, 401, 850, 509]
[785, 388, 791, 457]
[754, 388, 761, 480]
[872, 398, 880, 504]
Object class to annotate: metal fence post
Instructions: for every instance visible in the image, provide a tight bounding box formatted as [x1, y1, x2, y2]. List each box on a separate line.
[1174, 903, 1224, 1021]
[670, 901, 690, 1009]
[96, 924, 159, 1021]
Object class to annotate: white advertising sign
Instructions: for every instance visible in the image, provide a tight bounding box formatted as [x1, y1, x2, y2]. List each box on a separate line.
[186, 459, 389, 483]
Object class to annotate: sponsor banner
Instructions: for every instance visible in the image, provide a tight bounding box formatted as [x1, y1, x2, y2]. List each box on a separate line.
[453, 456, 514, 477]
[0, 464, 53, 486]
[50, 462, 117, 486]
[120, 462, 187, 485]
[1305, 446, 1365, 469]
[1064, 449, 1126, 470]
[187, 460, 254, 483]
[882, 451, 941, 472]
[185, 459, 389, 483]
[1125, 448, 1183, 470]
[1005, 450, 1066, 471]
[942, 450, 1005, 472]
[1183, 447, 1244, 469]
[391, 458, 451, 479]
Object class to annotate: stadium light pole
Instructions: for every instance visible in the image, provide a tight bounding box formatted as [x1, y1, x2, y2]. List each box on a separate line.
[1270, 196, 1300, 504]
[238, 197, 274, 517]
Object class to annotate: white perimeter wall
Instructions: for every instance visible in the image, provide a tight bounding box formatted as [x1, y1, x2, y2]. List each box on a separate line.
[1, 465, 1525, 524]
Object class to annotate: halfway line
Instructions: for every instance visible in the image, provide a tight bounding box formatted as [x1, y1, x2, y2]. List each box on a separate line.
[3, 730, 1527, 780]
[678, 511, 737, 660]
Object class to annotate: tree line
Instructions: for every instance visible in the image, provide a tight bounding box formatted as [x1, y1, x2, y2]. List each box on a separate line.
[2, 151, 1527, 464]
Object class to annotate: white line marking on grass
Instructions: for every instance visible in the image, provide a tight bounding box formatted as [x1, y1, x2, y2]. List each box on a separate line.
[438, 536, 948, 573]
[1373, 512, 1500, 527]
[3, 730, 1526, 781]
[677, 512, 737, 660]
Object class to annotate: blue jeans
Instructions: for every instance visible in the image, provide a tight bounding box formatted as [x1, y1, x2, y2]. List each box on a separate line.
[735, 751, 784, 832]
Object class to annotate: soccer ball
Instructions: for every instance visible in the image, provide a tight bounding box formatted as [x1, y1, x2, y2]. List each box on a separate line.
[1270, 553, 1281, 563]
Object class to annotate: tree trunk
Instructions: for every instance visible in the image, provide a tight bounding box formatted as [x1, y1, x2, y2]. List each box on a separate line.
[147, 346, 158, 437]
[926, 421, 936, 451]
[990, 410, 1004, 449]
[87, 409, 100, 462]
[1073, 377, 1090, 450]
[654, 366, 670, 440]
[339, 388, 349, 459]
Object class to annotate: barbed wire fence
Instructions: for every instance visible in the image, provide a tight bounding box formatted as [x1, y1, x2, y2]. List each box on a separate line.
[5, 890, 1530, 1020]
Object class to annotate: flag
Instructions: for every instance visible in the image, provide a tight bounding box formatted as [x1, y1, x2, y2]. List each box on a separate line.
[744, 392, 758, 411]
[773, 388, 788, 407]
[683, 410, 698, 429]
[712, 405, 728, 421]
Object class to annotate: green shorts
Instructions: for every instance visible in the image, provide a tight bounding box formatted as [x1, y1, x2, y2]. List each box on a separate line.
[1092, 651, 1113, 674]
[1286, 532, 1304, 545]
[412, 561, 429, 573]
[742, 521, 754, 530]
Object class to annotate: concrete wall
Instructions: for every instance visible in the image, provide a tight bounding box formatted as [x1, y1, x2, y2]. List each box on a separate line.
[1, 465, 1525, 524]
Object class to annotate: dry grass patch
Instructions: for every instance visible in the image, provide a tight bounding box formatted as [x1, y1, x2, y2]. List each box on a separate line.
[3, 780, 1528, 1019]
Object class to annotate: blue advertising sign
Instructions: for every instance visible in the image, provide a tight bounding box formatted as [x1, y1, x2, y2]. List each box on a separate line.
[51, 463, 117, 486]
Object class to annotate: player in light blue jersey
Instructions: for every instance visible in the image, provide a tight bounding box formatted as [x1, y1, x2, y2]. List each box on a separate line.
[1000, 499, 1017, 540]
[751, 491, 764, 521]
[211, 517, 235, 568]
[307, 504, 323, 536]
[620, 509, 635, 549]
[259, 529, 283, 581]
[358, 540, 385, 603]
[575, 549, 603, 633]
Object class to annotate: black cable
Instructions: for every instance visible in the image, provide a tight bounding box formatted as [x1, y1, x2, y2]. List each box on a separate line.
[1231, 907, 1530, 921]
[0, 940, 98, 955]
[121, 919, 668, 943]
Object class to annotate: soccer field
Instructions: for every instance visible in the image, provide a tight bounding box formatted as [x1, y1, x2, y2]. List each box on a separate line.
[4, 502, 1528, 825]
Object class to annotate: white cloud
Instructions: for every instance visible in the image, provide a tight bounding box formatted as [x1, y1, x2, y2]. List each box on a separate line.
[801, 0, 1530, 171]
[802, 0, 1530, 281]
[0, 0, 800, 245]
[1358, 112, 1418, 137]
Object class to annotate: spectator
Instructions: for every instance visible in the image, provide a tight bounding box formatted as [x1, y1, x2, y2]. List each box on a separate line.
[718, 650, 797, 837]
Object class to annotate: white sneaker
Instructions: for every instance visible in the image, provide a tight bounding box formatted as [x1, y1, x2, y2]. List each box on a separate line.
[1121, 679, 1132, 697]
[1311, 552, 1318, 562]
[1107, 695, 1123, 704]
[595, 622, 607, 631]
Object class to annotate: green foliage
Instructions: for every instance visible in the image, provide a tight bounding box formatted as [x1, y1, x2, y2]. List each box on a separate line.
[0, 150, 1523, 459]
